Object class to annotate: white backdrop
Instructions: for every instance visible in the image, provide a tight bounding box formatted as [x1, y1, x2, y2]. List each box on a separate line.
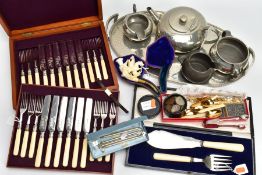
[0, 0, 261, 175]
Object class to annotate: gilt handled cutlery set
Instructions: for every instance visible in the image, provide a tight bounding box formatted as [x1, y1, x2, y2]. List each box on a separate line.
[12, 92, 117, 170]
[18, 37, 109, 89]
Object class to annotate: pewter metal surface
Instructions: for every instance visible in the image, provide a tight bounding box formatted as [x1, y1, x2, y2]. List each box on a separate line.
[83, 98, 93, 133]
[108, 11, 164, 59]
[74, 98, 85, 132]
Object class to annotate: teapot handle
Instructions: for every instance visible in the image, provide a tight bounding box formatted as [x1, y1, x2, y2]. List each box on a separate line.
[248, 47, 255, 69]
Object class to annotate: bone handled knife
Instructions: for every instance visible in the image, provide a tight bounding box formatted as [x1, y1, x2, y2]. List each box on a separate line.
[53, 43, 64, 87]
[53, 96, 68, 167]
[46, 44, 56, 86]
[80, 98, 93, 168]
[72, 98, 85, 168]
[86, 51, 95, 83]
[75, 40, 89, 89]
[35, 95, 51, 167]
[68, 40, 81, 88]
[38, 45, 49, 85]
[93, 50, 102, 80]
[62, 97, 76, 167]
[44, 96, 60, 167]
[99, 49, 108, 80]
[60, 41, 73, 87]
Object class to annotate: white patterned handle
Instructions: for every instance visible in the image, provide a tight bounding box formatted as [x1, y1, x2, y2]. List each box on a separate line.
[43, 75, 49, 86]
[62, 137, 71, 167]
[53, 137, 62, 168]
[50, 73, 56, 86]
[82, 67, 90, 89]
[35, 137, 44, 167]
[94, 61, 102, 80]
[13, 128, 21, 156]
[153, 153, 192, 163]
[74, 69, 81, 88]
[20, 130, 29, 157]
[203, 141, 245, 152]
[101, 59, 108, 80]
[80, 137, 88, 168]
[44, 137, 53, 167]
[87, 62, 95, 83]
[28, 74, 33, 84]
[35, 72, 40, 85]
[29, 130, 37, 158]
[66, 69, 73, 88]
[58, 71, 64, 87]
[72, 138, 80, 168]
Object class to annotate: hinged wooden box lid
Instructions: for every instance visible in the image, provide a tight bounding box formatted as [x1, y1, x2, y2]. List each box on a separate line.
[0, 0, 102, 36]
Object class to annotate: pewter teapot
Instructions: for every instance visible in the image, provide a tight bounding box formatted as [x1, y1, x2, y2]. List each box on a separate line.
[147, 6, 208, 53]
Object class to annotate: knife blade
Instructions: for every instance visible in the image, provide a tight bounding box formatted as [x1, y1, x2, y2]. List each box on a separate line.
[46, 44, 56, 86]
[53, 42, 64, 87]
[72, 97, 85, 168]
[39, 45, 49, 85]
[147, 130, 244, 152]
[54, 96, 68, 167]
[80, 98, 93, 168]
[35, 95, 51, 167]
[68, 40, 81, 88]
[45, 96, 60, 167]
[62, 97, 76, 167]
[60, 41, 73, 87]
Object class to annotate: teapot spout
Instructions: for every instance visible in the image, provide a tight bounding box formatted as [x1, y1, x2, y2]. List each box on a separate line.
[147, 7, 160, 24]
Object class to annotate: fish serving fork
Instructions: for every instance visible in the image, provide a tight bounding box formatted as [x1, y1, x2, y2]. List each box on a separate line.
[153, 153, 232, 172]
[13, 93, 28, 156]
[100, 101, 108, 130]
[20, 95, 35, 157]
[29, 96, 44, 158]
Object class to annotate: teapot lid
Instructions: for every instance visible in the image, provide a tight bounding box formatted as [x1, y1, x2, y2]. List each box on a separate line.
[167, 7, 206, 33]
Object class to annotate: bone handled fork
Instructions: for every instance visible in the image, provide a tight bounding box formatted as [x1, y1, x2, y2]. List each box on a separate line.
[105, 103, 116, 162]
[89, 101, 101, 162]
[154, 153, 232, 172]
[29, 96, 44, 158]
[13, 93, 28, 156]
[20, 95, 35, 157]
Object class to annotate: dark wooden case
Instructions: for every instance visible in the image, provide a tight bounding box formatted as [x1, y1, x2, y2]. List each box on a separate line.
[0, 0, 119, 108]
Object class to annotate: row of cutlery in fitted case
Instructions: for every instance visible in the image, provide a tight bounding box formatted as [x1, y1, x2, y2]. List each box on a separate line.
[7, 85, 119, 173]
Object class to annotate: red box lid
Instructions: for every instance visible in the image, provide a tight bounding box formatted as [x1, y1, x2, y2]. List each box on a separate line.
[0, 0, 102, 34]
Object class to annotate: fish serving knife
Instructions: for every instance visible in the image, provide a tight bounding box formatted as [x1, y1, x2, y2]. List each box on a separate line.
[35, 95, 51, 167]
[62, 97, 76, 167]
[46, 44, 56, 86]
[39, 45, 49, 85]
[44, 96, 60, 167]
[72, 98, 85, 168]
[75, 40, 89, 89]
[60, 41, 73, 87]
[53, 96, 68, 167]
[53, 42, 64, 87]
[147, 130, 245, 152]
[80, 98, 93, 168]
[68, 40, 81, 88]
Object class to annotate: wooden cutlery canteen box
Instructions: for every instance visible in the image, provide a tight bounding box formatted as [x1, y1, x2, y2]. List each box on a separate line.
[0, 0, 119, 108]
